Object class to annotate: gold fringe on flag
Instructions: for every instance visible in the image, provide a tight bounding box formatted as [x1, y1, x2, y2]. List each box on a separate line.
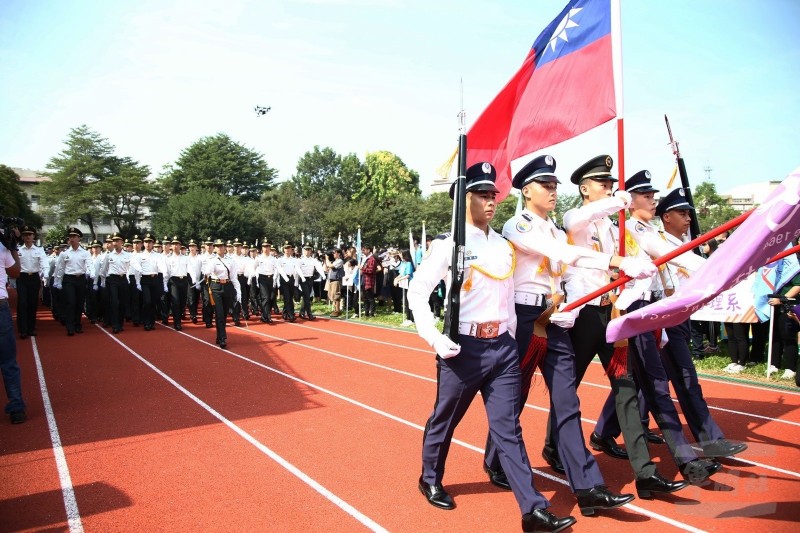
[436, 146, 459, 180]
[666, 165, 678, 189]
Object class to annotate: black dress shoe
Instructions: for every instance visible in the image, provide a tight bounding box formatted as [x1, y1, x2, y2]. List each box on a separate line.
[175, 324, 182, 331]
[192, 317, 198, 324]
[67, 330, 74, 336]
[680, 459, 721, 484]
[702, 439, 747, 458]
[589, 432, 628, 460]
[418, 476, 455, 510]
[205, 323, 213, 328]
[522, 508, 576, 533]
[9, 410, 27, 424]
[112, 327, 121, 334]
[19, 334, 27, 340]
[219, 341, 227, 349]
[635, 472, 689, 498]
[576, 485, 635, 516]
[644, 430, 665, 444]
[308, 314, 315, 320]
[29, 330, 37, 336]
[234, 321, 241, 327]
[484, 464, 512, 490]
[542, 447, 565, 474]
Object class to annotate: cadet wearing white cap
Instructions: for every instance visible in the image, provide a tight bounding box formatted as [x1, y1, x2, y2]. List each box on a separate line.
[298, 243, 325, 319]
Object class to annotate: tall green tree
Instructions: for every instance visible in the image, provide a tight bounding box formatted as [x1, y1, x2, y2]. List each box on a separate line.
[0, 164, 43, 228]
[160, 133, 276, 202]
[151, 188, 257, 243]
[93, 156, 156, 236]
[692, 181, 739, 233]
[359, 151, 420, 207]
[39, 125, 112, 238]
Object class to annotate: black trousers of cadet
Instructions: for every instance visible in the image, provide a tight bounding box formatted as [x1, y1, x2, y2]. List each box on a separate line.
[258, 275, 274, 321]
[140, 275, 162, 328]
[541, 304, 656, 480]
[210, 280, 234, 344]
[169, 276, 189, 328]
[159, 275, 170, 324]
[106, 274, 129, 331]
[61, 274, 87, 334]
[279, 277, 296, 319]
[299, 278, 314, 317]
[85, 277, 98, 323]
[201, 280, 214, 326]
[234, 275, 250, 320]
[187, 283, 200, 321]
[248, 278, 260, 317]
[16, 273, 40, 336]
[128, 274, 141, 325]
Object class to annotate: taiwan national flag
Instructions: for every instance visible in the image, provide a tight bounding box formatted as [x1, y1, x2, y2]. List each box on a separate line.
[468, 0, 616, 200]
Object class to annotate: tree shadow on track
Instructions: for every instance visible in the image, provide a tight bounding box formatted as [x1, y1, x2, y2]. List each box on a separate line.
[0, 481, 131, 531]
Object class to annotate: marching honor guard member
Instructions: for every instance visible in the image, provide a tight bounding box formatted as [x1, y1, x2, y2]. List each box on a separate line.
[486, 155, 655, 516]
[557, 155, 689, 498]
[165, 236, 193, 331]
[200, 237, 215, 327]
[203, 239, 241, 348]
[298, 243, 325, 319]
[254, 240, 278, 323]
[53, 227, 93, 336]
[655, 188, 748, 458]
[95, 233, 131, 334]
[408, 162, 577, 533]
[16, 226, 48, 339]
[130, 234, 166, 331]
[186, 239, 203, 323]
[277, 242, 303, 322]
[595, 171, 721, 484]
[236, 241, 254, 321]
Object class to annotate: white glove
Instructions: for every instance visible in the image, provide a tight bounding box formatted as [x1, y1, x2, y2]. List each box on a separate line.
[613, 278, 650, 310]
[236, 290, 242, 304]
[93, 284, 99, 292]
[549, 311, 576, 329]
[100, 279, 106, 288]
[54, 282, 62, 290]
[193, 282, 202, 290]
[431, 334, 461, 359]
[619, 257, 658, 280]
[163, 282, 169, 292]
[613, 190, 632, 208]
[136, 283, 142, 292]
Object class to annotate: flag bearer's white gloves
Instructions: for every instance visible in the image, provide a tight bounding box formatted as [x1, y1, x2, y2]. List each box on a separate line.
[613, 190, 632, 208]
[550, 311, 577, 329]
[431, 333, 461, 359]
[619, 257, 658, 280]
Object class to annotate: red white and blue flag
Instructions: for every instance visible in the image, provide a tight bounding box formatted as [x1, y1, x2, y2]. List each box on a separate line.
[468, 0, 617, 200]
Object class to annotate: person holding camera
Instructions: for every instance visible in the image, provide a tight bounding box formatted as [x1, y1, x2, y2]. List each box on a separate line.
[1, 228, 26, 423]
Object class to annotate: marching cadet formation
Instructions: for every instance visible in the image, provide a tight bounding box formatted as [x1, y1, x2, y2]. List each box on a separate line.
[10, 157, 756, 532]
[409, 158, 750, 532]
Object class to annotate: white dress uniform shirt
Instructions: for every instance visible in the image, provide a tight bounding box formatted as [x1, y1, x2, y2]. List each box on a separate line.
[298, 255, 325, 279]
[18, 243, 48, 277]
[187, 253, 203, 286]
[130, 250, 166, 287]
[238, 255, 255, 282]
[254, 253, 278, 276]
[97, 250, 132, 285]
[408, 224, 517, 346]
[562, 197, 624, 306]
[502, 208, 613, 298]
[166, 252, 194, 284]
[277, 255, 305, 282]
[54, 246, 93, 286]
[202, 253, 241, 298]
[660, 231, 703, 292]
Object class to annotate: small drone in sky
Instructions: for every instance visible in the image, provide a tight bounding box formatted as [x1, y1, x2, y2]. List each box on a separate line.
[254, 106, 271, 116]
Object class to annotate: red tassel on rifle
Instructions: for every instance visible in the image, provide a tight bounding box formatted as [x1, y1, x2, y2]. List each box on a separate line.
[606, 341, 629, 379]
[521, 334, 547, 394]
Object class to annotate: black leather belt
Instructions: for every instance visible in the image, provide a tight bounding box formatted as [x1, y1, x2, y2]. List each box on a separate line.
[21, 272, 40, 276]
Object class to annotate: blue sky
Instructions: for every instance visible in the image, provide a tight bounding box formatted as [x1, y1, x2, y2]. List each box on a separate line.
[1, 0, 798, 197]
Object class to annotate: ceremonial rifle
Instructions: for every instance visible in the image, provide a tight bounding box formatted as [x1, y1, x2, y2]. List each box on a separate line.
[665, 115, 702, 254]
[442, 100, 467, 341]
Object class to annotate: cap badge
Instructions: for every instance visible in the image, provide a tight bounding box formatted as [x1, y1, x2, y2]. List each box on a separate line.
[679, 189, 685, 196]
[545, 155, 554, 166]
[605, 156, 613, 168]
[481, 162, 492, 174]
[644, 170, 651, 179]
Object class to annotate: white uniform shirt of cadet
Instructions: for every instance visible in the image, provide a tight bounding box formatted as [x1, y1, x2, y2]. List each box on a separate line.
[18, 242, 48, 277]
[407, 225, 517, 346]
[99, 249, 132, 278]
[562, 196, 623, 306]
[660, 230, 704, 292]
[131, 250, 166, 284]
[0, 243, 13, 299]
[165, 251, 194, 283]
[126, 249, 139, 277]
[624, 216, 705, 293]
[277, 255, 304, 281]
[187, 252, 203, 283]
[203, 253, 241, 294]
[298, 255, 325, 279]
[502, 208, 612, 297]
[54, 245, 92, 285]
[255, 252, 278, 276]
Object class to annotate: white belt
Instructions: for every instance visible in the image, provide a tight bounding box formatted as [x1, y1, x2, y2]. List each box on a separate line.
[458, 321, 507, 339]
[514, 292, 550, 307]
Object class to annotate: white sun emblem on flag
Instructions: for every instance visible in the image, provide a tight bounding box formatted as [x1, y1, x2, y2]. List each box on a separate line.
[544, 7, 582, 55]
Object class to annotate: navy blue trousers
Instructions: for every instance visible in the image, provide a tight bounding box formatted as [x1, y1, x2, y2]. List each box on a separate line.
[421, 332, 549, 513]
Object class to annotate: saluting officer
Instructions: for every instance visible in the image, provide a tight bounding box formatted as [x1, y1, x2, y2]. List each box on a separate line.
[408, 162, 576, 533]
[277, 242, 304, 322]
[558, 155, 689, 498]
[487, 155, 651, 517]
[298, 243, 325, 319]
[254, 240, 278, 323]
[165, 236, 193, 331]
[16, 226, 48, 339]
[53, 227, 93, 336]
[595, 170, 720, 484]
[203, 239, 241, 348]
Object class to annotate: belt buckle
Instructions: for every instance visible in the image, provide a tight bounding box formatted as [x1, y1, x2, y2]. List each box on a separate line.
[476, 321, 500, 339]
[599, 294, 611, 306]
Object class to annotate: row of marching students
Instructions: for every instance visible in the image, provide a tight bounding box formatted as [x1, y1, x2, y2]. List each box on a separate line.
[408, 156, 748, 532]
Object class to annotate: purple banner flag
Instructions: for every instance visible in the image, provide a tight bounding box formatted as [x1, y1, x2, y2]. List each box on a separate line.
[607, 167, 800, 343]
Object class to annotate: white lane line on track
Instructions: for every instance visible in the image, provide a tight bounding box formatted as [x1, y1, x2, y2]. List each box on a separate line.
[156, 327, 707, 533]
[31, 338, 84, 533]
[98, 328, 388, 533]
[231, 325, 800, 481]
[287, 320, 431, 353]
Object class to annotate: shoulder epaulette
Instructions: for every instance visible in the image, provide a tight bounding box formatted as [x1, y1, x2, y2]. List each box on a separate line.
[612, 219, 619, 227]
[554, 222, 566, 233]
[521, 213, 533, 222]
[435, 233, 451, 240]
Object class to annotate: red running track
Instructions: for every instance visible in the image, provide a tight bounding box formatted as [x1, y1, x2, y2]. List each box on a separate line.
[1, 308, 799, 532]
